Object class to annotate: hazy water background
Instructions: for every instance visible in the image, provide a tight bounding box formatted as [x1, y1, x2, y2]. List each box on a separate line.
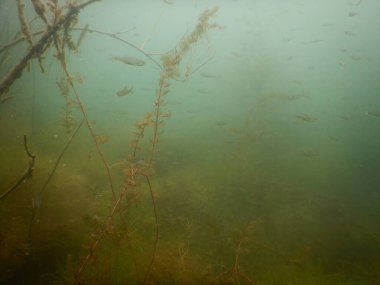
[1, 0, 380, 284]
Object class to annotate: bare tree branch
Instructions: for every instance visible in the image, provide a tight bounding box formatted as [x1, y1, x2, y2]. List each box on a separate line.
[0, 0, 101, 96]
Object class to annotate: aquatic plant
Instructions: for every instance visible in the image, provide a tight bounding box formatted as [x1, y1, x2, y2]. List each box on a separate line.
[71, 7, 220, 284]
[0, 1, 221, 284]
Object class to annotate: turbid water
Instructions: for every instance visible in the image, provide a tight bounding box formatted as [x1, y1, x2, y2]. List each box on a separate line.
[1, 0, 380, 284]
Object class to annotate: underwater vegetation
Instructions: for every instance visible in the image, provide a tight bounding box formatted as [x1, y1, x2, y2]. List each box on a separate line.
[1, 0, 380, 285]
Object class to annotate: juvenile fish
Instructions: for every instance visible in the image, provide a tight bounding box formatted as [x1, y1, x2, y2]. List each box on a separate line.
[271, 93, 308, 101]
[111, 56, 145, 66]
[77, 24, 89, 47]
[200, 72, 220, 79]
[297, 114, 318, 122]
[117, 86, 133, 97]
[365, 111, 380, 117]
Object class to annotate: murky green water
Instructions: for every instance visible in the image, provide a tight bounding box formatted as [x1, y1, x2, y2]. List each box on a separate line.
[1, 0, 380, 284]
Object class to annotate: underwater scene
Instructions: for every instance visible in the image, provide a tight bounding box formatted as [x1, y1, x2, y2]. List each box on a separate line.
[1, 0, 380, 284]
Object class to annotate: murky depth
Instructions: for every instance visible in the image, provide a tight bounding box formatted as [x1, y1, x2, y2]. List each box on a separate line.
[1, 0, 380, 284]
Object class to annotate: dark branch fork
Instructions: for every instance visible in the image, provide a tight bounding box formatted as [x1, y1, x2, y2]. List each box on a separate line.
[0, 0, 99, 96]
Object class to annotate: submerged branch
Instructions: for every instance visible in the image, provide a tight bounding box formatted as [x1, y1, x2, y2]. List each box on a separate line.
[0, 31, 45, 54]
[28, 119, 84, 242]
[0, 135, 36, 201]
[73, 184, 129, 284]
[61, 64, 116, 199]
[142, 175, 159, 285]
[0, 0, 101, 96]
[72, 27, 163, 69]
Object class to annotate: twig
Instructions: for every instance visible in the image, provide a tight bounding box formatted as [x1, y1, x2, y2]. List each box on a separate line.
[73, 184, 129, 285]
[142, 175, 159, 285]
[16, 0, 33, 47]
[210, 239, 256, 285]
[0, 27, 162, 70]
[173, 55, 214, 82]
[0, 0, 100, 96]
[71, 27, 163, 69]
[139, 11, 163, 50]
[0, 31, 44, 54]
[0, 135, 36, 200]
[61, 64, 115, 199]
[28, 119, 84, 242]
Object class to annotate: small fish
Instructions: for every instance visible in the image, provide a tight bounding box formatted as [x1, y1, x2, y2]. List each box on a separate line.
[365, 111, 380, 117]
[269, 92, 308, 101]
[344, 31, 356, 36]
[340, 115, 354, 120]
[303, 39, 323, 44]
[200, 72, 220, 79]
[348, 55, 360, 61]
[215, 121, 227, 126]
[291, 79, 303, 85]
[302, 150, 318, 158]
[348, 11, 359, 17]
[328, 135, 339, 142]
[297, 114, 318, 122]
[197, 89, 209, 94]
[77, 24, 89, 47]
[117, 86, 133, 97]
[111, 56, 145, 66]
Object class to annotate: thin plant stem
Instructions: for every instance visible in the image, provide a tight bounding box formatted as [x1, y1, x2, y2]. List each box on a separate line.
[28, 119, 84, 242]
[73, 184, 129, 284]
[0, 135, 36, 200]
[71, 27, 163, 69]
[61, 65, 115, 199]
[142, 175, 159, 285]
